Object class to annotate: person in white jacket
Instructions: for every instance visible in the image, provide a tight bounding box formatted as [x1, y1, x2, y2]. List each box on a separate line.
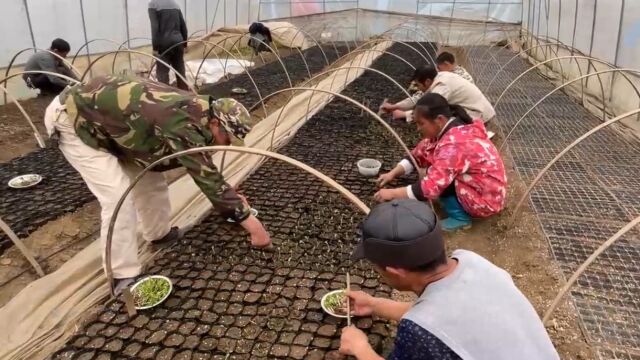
[381, 65, 495, 124]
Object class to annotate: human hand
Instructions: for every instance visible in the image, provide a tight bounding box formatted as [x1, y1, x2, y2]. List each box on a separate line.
[374, 188, 396, 202]
[376, 172, 395, 188]
[339, 326, 375, 357]
[240, 215, 272, 248]
[391, 109, 406, 120]
[380, 101, 395, 113]
[345, 290, 375, 316]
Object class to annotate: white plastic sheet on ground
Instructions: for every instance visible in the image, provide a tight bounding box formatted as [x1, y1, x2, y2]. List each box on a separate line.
[185, 59, 254, 86]
[0, 39, 392, 360]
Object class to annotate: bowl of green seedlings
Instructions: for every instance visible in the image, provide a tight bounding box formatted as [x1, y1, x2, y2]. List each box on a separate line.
[321, 289, 348, 318]
[130, 275, 172, 310]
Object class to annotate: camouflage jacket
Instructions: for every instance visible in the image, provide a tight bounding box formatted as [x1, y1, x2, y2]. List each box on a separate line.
[64, 75, 251, 221]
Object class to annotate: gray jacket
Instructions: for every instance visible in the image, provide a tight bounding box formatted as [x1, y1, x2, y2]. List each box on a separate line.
[23, 52, 74, 88]
[148, 0, 188, 52]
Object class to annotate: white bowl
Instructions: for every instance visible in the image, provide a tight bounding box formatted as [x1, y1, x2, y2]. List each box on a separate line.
[357, 159, 382, 177]
[8, 174, 42, 189]
[321, 289, 349, 318]
[227, 208, 259, 223]
[130, 275, 173, 310]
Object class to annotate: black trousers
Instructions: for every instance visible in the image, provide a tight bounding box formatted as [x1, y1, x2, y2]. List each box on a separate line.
[28, 74, 66, 95]
[157, 45, 187, 90]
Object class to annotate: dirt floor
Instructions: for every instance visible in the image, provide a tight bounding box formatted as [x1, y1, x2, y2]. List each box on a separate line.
[1, 43, 594, 359]
[0, 96, 52, 163]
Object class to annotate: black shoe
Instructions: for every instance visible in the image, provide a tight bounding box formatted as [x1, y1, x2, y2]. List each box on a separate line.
[150, 227, 181, 249]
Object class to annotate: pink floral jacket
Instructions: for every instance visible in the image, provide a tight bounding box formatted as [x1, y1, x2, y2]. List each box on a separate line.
[410, 120, 507, 218]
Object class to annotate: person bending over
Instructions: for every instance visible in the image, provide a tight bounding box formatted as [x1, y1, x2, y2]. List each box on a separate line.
[44, 75, 271, 294]
[339, 199, 559, 360]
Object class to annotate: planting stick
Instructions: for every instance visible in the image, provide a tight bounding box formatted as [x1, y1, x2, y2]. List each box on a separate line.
[346, 272, 352, 326]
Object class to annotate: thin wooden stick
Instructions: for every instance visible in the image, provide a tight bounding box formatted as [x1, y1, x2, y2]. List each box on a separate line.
[346, 272, 352, 326]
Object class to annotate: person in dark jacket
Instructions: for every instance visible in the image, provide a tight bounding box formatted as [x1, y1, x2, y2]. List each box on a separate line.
[148, 0, 188, 90]
[248, 22, 273, 54]
[23, 38, 76, 96]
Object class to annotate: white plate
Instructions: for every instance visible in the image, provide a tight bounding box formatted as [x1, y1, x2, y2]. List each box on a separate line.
[321, 289, 349, 318]
[231, 87, 248, 94]
[130, 275, 173, 310]
[227, 208, 259, 223]
[8, 174, 42, 189]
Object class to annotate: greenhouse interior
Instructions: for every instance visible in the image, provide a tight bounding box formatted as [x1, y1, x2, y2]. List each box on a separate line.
[0, 0, 639, 359]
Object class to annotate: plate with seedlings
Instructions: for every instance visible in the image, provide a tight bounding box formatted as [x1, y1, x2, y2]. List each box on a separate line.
[227, 208, 259, 223]
[130, 275, 172, 310]
[321, 289, 349, 318]
[231, 87, 248, 94]
[8, 174, 42, 189]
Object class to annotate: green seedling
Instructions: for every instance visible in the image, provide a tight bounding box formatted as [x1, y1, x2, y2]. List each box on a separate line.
[132, 277, 171, 308]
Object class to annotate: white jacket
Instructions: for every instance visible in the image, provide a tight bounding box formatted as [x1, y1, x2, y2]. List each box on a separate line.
[398, 72, 495, 122]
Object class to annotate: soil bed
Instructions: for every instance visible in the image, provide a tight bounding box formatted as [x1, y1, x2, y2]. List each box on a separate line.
[51, 43, 591, 359]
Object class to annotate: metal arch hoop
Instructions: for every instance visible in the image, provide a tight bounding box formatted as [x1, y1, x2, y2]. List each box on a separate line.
[334, 48, 417, 73]
[192, 40, 269, 118]
[79, 50, 198, 95]
[0, 71, 81, 148]
[493, 56, 640, 112]
[104, 146, 371, 296]
[0, 216, 44, 277]
[0, 81, 45, 148]
[267, 25, 330, 66]
[543, 215, 640, 325]
[485, 42, 571, 93]
[71, 38, 123, 65]
[383, 25, 438, 61]
[358, 37, 431, 66]
[252, 87, 419, 173]
[510, 108, 640, 224]
[247, 65, 414, 113]
[499, 68, 640, 151]
[189, 29, 207, 39]
[212, 33, 293, 88]
[2, 48, 81, 104]
[110, 37, 151, 74]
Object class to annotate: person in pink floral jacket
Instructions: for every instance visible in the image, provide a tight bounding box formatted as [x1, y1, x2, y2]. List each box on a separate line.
[374, 93, 507, 231]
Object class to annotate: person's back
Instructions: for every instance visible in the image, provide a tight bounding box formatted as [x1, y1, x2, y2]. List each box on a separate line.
[432, 71, 495, 121]
[148, 0, 187, 51]
[23, 39, 74, 95]
[405, 249, 559, 359]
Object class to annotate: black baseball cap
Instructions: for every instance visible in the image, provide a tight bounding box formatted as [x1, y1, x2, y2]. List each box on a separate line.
[352, 199, 444, 268]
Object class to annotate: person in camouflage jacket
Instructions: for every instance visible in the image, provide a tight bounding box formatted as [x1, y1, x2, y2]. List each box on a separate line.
[44, 75, 271, 293]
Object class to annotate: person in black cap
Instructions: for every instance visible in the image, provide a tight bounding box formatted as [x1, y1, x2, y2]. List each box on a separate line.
[339, 199, 559, 360]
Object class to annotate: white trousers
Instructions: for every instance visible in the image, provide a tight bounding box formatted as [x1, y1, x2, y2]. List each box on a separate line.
[45, 97, 171, 279]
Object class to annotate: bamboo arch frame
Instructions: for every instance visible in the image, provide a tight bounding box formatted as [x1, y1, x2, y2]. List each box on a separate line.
[105, 146, 371, 298]
[543, 215, 640, 325]
[2, 48, 81, 105]
[382, 24, 438, 59]
[0, 71, 81, 148]
[484, 42, 572, 93]
[493, 56, 640, 122]
[110, 37, 151, 74]
[252, 87, 419, 174]
[266, 25, 330, 66]
[71, 38, 123, 65]
[355, 38, 431, 66]
[0, 216, 44, 277]
[382, 25, 437, 62]
[78, 50, 198, 95]
[206, 33, 293, 89]
[510, 108, 640, 224]
[499, 68, 640, 151]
